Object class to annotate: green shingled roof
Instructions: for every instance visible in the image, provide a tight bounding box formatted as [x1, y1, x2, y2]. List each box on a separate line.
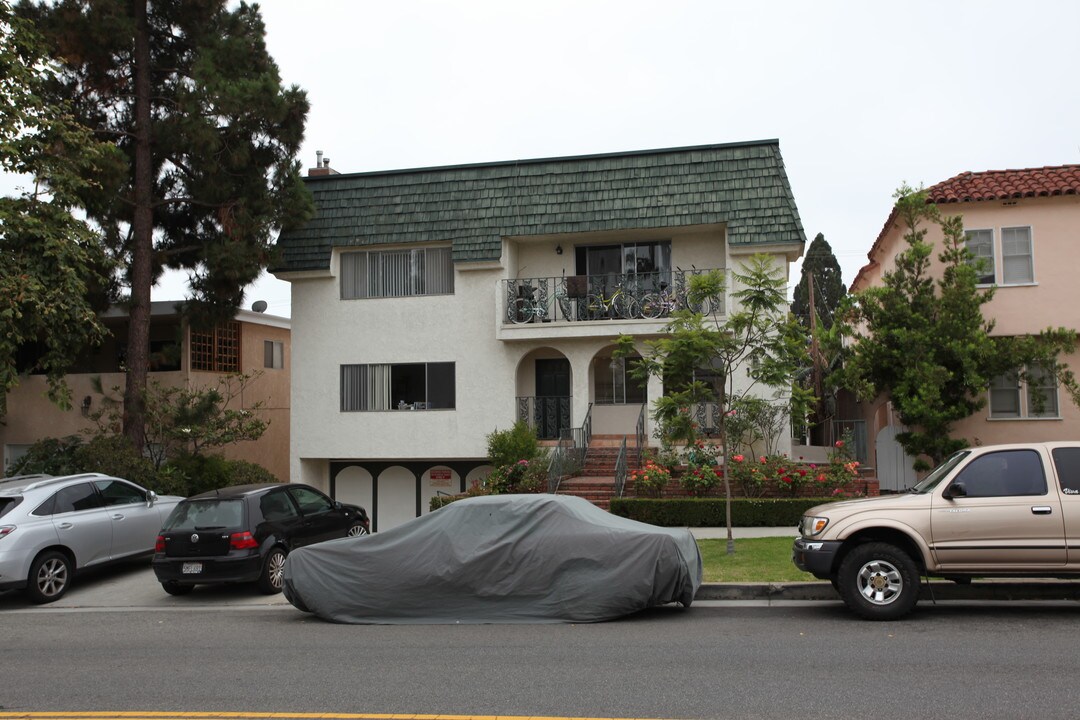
[274, 140, 806, 272]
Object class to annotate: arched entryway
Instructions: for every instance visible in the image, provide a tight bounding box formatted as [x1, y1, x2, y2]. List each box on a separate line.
[515, 348, 573, 440]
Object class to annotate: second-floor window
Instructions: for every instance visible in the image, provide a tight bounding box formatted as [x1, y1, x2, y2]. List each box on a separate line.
[264, 340, 284, 369]
[190, 322, 240, 372]
[341, 247, 454, 299]
[989, 364, 1058, 419]
[341, 362, 455, 411]
[965, 227, 1033, 286]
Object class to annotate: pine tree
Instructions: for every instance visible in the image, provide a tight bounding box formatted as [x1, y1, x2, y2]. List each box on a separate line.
[20, 0, 313, 449]
[792, 232, 846, 331]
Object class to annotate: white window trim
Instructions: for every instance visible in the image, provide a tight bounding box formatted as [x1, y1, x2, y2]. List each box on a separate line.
[965, 227, 996, 286]
[999, 225, 1036, 286]
[966, 225, 1037, 288]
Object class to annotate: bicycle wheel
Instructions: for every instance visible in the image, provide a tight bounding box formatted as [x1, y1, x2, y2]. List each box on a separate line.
[640, 293, 666, 319]
[684, 295, 712, 315]
[509, 298, 533, 324]
[614, 294, 639, 319]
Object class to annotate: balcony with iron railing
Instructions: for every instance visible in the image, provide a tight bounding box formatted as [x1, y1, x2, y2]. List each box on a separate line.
[498, 269, 725, 341]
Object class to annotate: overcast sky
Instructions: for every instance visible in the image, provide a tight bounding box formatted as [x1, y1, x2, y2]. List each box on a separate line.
[68, 1, 1080, 315]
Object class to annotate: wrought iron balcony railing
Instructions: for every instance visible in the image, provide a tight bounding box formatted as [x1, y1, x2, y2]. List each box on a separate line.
[503, 268, 724, 325]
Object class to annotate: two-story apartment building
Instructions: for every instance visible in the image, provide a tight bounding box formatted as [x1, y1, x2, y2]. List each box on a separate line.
[1, 302, 291, 480]
[274, 140, 807, 532]
[849, 165, 1080, 490]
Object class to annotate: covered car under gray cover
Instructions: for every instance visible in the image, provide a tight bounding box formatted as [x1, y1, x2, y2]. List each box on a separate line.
[282, 493, 703, 624]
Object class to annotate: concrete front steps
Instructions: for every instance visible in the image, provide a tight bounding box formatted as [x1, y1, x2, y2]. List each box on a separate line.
[556, 435, 642, 510]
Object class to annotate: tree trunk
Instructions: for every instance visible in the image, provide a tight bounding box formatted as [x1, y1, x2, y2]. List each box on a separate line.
[124, 0, 153, 452]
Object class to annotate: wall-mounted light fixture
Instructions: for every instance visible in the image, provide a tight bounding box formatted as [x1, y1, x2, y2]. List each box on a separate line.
[555, 244, 563, 255]
[80, 395, 92, 416]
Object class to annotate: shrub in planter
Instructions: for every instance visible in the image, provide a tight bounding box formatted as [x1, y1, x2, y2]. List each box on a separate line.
[630, 459, 672, 497]
[486, 458, 546, 494]
[680, 463, 721, 497]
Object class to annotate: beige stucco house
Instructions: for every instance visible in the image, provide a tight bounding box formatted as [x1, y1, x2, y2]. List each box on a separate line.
[273, 141, 807, 531]
[1, 302, 291, 480]
[848, 165, 1080, 490]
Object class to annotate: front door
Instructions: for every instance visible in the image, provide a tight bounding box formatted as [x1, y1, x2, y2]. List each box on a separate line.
[535, 358, 571, 440]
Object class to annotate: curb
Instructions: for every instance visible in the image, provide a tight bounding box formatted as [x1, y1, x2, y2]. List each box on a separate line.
[696, 580, 1080, 602]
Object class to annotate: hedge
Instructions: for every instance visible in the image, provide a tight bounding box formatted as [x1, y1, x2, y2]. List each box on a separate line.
[608, 497, 840, 527]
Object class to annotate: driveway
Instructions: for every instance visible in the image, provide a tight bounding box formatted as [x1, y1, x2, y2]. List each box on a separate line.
[0, 559, 290, 611]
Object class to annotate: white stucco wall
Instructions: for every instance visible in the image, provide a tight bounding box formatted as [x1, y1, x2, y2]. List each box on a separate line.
[285, 235, 799, 528]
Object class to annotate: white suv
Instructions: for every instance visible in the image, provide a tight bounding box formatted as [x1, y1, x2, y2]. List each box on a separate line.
[0, 473, 183, 603]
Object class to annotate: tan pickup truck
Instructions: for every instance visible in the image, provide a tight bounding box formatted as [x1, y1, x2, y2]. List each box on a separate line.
[792, 442, 1080, 620]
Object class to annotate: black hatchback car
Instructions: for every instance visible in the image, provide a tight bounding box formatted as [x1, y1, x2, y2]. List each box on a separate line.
[151, 483, 369, 596]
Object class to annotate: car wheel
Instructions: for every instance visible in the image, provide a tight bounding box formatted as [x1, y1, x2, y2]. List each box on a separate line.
[346, 522, 369, 537]
[836, 542, 920, 621]
[257, 547, 287, 594]
[161, 580, 194, 596]
[27, 550, 72, 604]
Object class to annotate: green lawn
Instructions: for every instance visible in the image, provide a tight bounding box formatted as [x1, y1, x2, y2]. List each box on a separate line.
[697, 536, 820, 583]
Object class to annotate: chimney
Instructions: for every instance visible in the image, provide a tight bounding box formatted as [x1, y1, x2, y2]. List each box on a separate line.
[308, 149, 339, 177]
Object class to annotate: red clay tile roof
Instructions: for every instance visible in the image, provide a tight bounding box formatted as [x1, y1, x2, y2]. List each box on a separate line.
[852, 164, 1080, 291]
[927, 165, 1080, 203]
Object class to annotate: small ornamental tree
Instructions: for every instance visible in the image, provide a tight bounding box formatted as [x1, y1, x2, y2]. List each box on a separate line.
[616, 253, 812, 554]
[88, 372, 269, 469]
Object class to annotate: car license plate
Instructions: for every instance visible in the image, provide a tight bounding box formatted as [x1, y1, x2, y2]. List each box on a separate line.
[182, 562, 203, 575]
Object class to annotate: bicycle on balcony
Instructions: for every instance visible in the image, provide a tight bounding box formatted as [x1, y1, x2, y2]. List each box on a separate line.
[585, 283, 640, 320]
[508, 283, 573, 324]
[639, 269, 712, 319]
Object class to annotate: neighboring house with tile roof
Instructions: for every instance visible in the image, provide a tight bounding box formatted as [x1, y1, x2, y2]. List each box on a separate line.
[1, 302, 291, 480]
[847, 165, 1080, 490]
[273, 140, 807, 531]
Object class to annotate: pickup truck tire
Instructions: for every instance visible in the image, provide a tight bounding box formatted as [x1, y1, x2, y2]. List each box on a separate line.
[836, 542, 919, 621]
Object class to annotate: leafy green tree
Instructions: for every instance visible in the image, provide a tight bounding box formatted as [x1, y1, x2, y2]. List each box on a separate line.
[0, 1, 121, 416]
[20, 0, 312, 449]
[617, 254, 812, 553]
[839, 185, 1080, 469]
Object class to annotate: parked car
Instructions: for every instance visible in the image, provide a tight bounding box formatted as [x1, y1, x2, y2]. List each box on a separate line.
[793, 442, 1080, 620]
[282, 493, 703, 623]
[152, 482, 369, 596]
[0, 473, 183, 603]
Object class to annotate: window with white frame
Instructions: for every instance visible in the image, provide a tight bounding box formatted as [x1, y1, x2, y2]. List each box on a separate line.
[341, 362, 455, 411]
[964, 227, 1033, 286]
[964, 229, 995, 284]
[989, 364, 1058, 419]
[1001, 227, 1034, 284]
[340, 247, 454, 299]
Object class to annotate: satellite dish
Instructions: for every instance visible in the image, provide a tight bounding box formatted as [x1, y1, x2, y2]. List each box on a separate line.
[251, 300, 268, 313]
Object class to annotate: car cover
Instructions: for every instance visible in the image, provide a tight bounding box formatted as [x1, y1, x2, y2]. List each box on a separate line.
[282, 493, 703, 624]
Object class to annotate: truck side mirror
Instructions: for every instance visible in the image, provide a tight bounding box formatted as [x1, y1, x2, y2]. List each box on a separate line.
[943, 481, 967, 499]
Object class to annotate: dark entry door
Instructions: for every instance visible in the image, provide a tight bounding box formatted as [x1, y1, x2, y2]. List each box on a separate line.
[535, 359, 571, 440]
